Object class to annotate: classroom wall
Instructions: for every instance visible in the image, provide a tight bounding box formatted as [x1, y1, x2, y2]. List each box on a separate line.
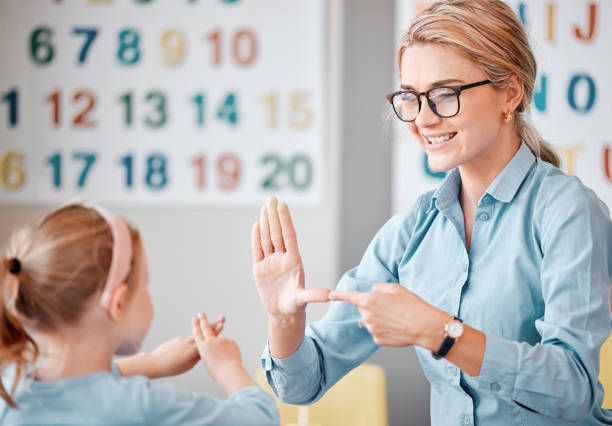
[340, 1, 431, 425]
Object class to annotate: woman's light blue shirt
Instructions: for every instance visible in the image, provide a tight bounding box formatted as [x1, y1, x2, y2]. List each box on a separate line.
[262, 142, 612, 425]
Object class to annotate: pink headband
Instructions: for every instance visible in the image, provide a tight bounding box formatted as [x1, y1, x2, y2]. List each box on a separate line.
[90, 205, 133, 310]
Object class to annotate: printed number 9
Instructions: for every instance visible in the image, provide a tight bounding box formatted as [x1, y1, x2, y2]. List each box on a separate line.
[160, 29, 185, 66]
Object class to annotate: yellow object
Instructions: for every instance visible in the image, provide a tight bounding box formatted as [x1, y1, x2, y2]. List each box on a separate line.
[602, 333, 612, 409]
[255, 363, 388, 426]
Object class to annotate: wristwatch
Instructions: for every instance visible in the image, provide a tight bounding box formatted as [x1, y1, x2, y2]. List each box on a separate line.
[431, 316, 463, 359]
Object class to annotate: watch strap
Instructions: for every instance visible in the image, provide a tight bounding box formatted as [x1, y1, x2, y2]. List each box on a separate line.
[431, 335, 455, 360]
[431, 316, 462, 360]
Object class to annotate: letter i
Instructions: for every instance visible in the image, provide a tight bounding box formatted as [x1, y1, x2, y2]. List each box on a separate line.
[547, 2, 556, 42]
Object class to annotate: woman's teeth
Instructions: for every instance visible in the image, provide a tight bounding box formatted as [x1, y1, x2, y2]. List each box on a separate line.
[426, 132, 456, 145]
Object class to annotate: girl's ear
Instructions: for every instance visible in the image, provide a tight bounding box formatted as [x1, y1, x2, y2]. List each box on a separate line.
[108, 283, 129, 323]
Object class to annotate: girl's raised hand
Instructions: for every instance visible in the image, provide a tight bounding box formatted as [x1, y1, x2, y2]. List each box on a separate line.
[251, 196, 330, 318]
[191, 313, 252, 396]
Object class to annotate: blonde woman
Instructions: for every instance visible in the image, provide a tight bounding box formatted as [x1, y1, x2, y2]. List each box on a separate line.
[252, 0, 612, 424]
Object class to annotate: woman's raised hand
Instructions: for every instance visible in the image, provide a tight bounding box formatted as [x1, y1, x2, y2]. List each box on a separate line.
[251, 196, 330, 318]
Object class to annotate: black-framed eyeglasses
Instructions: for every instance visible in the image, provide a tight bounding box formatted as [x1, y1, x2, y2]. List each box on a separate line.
[386, 79, 492, 122]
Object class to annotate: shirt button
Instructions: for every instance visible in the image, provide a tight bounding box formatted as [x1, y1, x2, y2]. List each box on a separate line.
[482, 195, 492, 204]
[490, 382, 501, 392]
[479, 212, 489, 221]
[463, 415, 472, 425]
[447, 365, 458, 376]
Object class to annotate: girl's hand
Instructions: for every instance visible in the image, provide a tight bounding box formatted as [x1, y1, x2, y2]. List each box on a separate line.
[115, 317, 225, 379]
[192, 313, 252, 396]
[251, 196, 330, 318]
[329, 283, 449, 348]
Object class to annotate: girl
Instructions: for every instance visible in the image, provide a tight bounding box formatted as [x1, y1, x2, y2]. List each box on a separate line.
[252, 0, 612, 424]
[0, 203, 279, 425]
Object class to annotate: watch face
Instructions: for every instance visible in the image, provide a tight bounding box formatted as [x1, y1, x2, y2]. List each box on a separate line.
[447, 320, 464, 338]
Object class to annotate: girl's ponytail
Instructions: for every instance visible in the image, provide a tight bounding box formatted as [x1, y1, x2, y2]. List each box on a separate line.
[0, 257, 38, 408]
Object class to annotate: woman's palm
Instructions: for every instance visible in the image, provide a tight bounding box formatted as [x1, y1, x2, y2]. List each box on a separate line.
[251, 198, 329, 317]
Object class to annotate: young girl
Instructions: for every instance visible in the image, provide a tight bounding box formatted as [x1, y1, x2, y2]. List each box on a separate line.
[0, 203, 279, 425]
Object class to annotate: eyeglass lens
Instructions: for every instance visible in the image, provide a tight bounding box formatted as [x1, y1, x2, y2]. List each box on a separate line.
[392, 87, 458, 121]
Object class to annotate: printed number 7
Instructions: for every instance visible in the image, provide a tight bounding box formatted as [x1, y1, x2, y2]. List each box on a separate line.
[73, 152, 96, 188]
[72, 28, 99, 65]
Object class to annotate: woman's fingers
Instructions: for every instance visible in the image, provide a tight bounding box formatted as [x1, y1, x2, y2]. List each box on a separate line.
[297, 288, 332, 305]
[267, 196, 285, 253]
[259, 206, 274, 256]
[251, 222, 264, 262]
[328, 290, 368, 308]
[277, 202, 299, 254]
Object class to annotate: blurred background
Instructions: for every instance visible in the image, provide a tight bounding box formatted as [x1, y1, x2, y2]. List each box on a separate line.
[0, 1, 609, 424]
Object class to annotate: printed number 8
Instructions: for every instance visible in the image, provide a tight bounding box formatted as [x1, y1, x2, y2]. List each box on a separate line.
[145, 154, 168, 189]
[118, 29, 141, 65]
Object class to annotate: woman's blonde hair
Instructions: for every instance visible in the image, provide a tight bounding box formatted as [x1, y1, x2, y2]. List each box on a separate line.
[399, 0, 560, 167]
[0, 204, 140, 407]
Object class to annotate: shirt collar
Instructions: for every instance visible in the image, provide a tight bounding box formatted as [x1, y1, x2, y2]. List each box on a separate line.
[429, 141, 536, 212]
[485, 141, 535, 203]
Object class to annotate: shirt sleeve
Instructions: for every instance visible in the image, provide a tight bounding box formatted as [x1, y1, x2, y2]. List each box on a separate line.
[141, 383, 280, 426]
[478, 175, 612, 422]
[261, 196, 425, 405]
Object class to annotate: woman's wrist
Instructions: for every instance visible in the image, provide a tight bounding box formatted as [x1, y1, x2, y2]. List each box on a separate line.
[417, 308, 451, 352]
[268, 312, 306, 359]
[268, 310, 305, 330]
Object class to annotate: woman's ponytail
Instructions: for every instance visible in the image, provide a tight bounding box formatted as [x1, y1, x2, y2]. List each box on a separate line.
[516, 114, 560, 168]
[0, 257, 38, 408]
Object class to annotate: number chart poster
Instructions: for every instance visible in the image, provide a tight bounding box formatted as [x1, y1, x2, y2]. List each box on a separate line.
[392, 1, 612, 213]
[0, 0, 325, 206]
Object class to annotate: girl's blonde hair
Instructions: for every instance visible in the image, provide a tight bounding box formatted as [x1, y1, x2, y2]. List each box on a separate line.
[399, 0, 560, 167]
[0, 204, 140, 407]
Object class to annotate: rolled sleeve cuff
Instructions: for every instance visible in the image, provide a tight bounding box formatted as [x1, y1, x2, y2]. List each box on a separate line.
[260, 337, 318, 375]
[478, 333, 518, 400]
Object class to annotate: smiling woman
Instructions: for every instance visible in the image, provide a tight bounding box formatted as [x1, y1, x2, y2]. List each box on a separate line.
[252, 1, 612, 425]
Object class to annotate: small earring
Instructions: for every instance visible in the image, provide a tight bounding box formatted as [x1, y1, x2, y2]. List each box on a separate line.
[503, 111, 513, 122]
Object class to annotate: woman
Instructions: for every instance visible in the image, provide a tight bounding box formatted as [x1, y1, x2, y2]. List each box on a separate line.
[251, 1, 612, 424]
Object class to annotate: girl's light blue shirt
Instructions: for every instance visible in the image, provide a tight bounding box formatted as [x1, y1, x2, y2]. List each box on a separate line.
[1, 363, 279, 425]
[262, 142, 612, 425]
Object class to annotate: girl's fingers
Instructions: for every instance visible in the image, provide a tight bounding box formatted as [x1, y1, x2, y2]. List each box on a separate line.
[259, 206, 274, 256]
[277, 202, 299, 254]
[211, 316, 226, 336]
[214, 322, 224, 336]
[192, 317, 204, 341]
[266, 196, 285, 253]
[251, 222, 264, 262]
[198, 313, 216, 340]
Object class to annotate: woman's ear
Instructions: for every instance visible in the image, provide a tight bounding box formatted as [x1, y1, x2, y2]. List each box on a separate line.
[505, 74, 524, 112]
[108, 283, 129, 323]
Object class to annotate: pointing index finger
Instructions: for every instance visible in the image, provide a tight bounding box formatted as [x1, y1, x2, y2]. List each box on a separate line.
[328, 290, 368, 307]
